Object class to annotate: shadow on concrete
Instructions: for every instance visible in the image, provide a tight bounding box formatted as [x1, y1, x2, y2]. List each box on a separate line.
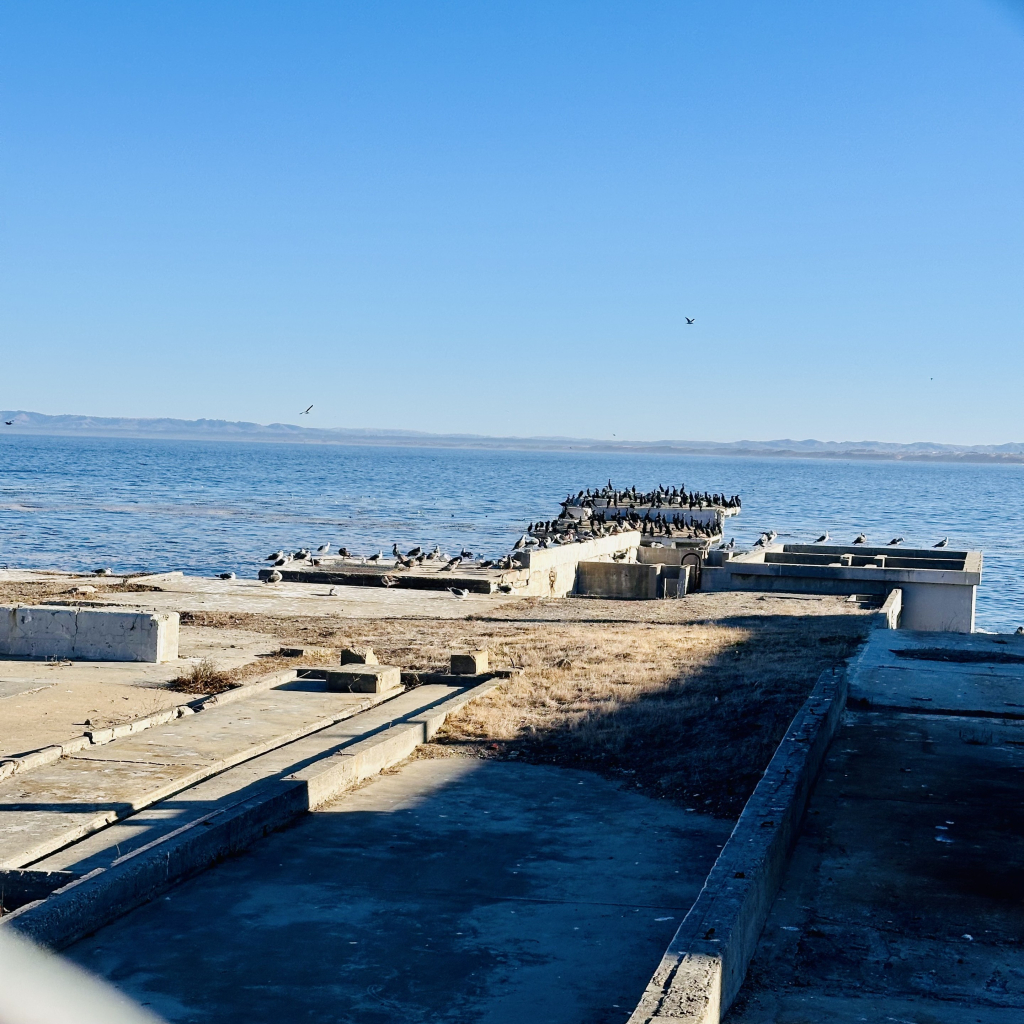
[65, 756, 735, 1024]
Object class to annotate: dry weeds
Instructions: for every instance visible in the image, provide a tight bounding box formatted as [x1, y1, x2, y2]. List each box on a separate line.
[178, 595, 871, 817]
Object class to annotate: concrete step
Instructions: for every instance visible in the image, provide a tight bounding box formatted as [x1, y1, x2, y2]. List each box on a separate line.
[1, 678, 499, 949]
[0, 680, 400, 869]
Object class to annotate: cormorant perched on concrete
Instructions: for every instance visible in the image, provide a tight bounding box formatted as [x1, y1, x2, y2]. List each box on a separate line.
[853, 534, 867, 545]
[814, 532, 830, 544]
[934, 537, 949, 548]
[887, 537, 904, 546]
[407, 546, 422, 559]
[338, 547, 351, 557]
[392, 543, 401, 558]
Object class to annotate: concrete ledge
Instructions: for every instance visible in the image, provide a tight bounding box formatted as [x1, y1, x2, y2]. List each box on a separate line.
[0, 606, 179, 662]
[628, 668, 848, 1024]
[1, 678, 501, 949]
[872, 588, 902, 629]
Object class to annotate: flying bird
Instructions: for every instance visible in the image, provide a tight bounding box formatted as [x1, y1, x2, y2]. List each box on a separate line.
[3, 421, 12, 426]
[685, 318, 695, 325]
[934, 537, 949, 548]
[300, 405, 313, 415]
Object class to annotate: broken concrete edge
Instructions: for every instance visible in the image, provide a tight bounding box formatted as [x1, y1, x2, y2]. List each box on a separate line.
[0, 669, 301, 784]
[627, 667, 848, 1024]
[399, 669, 520, 685]
[0, 678, 502, 950]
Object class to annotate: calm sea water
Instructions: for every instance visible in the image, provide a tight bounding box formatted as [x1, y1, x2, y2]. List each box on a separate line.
[1, 434, 1022, 632]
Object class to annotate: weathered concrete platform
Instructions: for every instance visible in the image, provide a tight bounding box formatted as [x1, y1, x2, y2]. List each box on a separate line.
[62, 757, 734, 1023]
[0, 675, 393, 869]
[725, 629, 1024, 1022]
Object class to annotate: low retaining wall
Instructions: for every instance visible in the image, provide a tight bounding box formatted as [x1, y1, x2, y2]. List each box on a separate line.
[513, 531, 641, 597]
[628, 668, 848, 1024]
[0, 606, 179, 663]
[577, 561, 660, 599]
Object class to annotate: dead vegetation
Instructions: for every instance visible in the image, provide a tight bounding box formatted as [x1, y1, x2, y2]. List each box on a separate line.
[169, 657, 237, 695]
[177, 594, 870, 817]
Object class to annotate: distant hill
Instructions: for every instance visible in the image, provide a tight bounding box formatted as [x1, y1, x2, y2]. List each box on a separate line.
[2, 410, 1023, 464]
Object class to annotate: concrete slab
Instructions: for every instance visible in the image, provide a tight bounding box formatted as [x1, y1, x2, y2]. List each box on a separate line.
[726, 711, 1024, 1022]
[23, 685, 480, 879]
[0, 625, 281, 759]
[849, 629, 1024, 717]
[726, 629, 1024, 1022]
[65, 757, 733, 1024]
[0, 684, 392, 868]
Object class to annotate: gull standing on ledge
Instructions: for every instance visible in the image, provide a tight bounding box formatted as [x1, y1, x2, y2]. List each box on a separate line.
[934, 537, 949, 548]
[814, 531, 830, 544]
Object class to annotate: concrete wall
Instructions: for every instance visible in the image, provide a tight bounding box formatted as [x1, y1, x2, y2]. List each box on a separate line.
[576, 562, 660, 600]
[703, 548, 978, 632]
[513, 532, 641, 598]
[900, 581, 975, 633]
[0, 606, 179, 663]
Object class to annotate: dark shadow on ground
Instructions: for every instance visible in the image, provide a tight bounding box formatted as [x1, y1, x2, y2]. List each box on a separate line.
[65, 758, 733, 1024]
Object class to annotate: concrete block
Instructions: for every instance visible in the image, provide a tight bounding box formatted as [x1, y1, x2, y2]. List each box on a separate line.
[74, 608, 179, 662]
[450, 650, 488, 675]
[340, 647, 378, 665]
[1, 607, 77, 659]
[324, 665, 401, 693]
[576, 561, 660, 600]
[0, 606, 178, 663]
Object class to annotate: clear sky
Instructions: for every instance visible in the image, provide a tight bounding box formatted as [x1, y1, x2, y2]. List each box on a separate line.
[1, 1, 1021, 443]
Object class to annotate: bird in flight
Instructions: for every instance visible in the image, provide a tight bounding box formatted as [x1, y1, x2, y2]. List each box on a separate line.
[685, 318, 695, 325]
[300, 404, 313, 415]
[3, 421, 12, 426]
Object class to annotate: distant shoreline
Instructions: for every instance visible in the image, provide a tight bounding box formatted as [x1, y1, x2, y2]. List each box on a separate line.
[2, 410, 1023, 465]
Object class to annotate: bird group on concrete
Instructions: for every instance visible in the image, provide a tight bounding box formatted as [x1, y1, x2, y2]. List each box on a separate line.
[564, 482, 741, 512]
[808, 533, 953, 549]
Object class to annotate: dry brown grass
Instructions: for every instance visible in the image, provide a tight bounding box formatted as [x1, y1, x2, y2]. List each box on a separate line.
[169, 657, 237, 695]
[177, 594, 871, 817]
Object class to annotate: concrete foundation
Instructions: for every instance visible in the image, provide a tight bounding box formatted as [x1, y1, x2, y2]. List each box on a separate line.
[324, 665, 401, 693]
[450, 650, 488, 675]
[577, 561, 661, 600]
[702, 545, 981, 632]
[0, 606, 179, 663]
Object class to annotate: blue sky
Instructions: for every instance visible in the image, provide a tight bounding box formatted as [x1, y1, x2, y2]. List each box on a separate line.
[1, 1, 1021, 443]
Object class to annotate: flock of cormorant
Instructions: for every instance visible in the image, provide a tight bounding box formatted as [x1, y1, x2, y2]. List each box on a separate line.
[563, 481, 741, 511]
